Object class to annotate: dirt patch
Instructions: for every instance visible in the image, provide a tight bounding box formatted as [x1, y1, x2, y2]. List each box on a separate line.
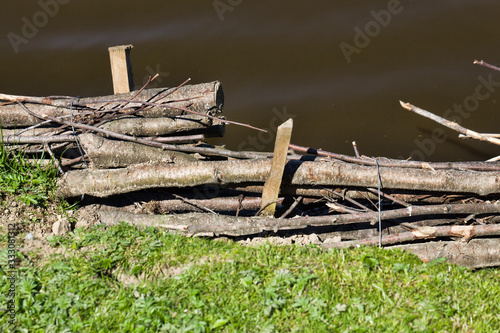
[0, 193, 76, 262]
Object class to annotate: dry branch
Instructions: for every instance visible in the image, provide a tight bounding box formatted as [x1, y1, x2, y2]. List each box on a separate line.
[2, 135, 75, 145]
[57, 159, 500, 198]
[0, 81, 223, 127]
[324, 224, 500, 248]
[400, 101, 500, 147]
[17, 102, 269, 160]
[289, 143, 500, 171]
[77, 202, 500, 237]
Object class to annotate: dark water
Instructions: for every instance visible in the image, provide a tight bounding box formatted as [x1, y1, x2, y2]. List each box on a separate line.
[2, 0, 500, 161]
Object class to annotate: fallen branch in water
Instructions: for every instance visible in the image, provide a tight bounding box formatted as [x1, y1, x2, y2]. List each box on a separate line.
[400, 100, 500, 147]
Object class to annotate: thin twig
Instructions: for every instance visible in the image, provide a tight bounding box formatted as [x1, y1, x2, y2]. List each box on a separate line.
[95, 99, 267, 133]
[473, 59, 500, 73]
[16, 102, 271, 160]
[288, 143, 500, 171]
[43, 143, 64, 175]
[352, 141, 360, 157]
[279, 196, 303, 219]
[172, 194, 217, 215]
[400, 101, 500, 147]
[324, 188, 372, 212]
[254, 200, 280, 217]
[150, 78, 192, 104]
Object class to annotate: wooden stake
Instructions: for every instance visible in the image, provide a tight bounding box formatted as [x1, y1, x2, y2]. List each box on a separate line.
[108, 44, 134, 94]
[259, 119, 293, 217]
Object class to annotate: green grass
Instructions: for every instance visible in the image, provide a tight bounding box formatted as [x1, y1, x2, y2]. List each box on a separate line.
[1, 224, 500, 332]
[0, 140, 58, 206]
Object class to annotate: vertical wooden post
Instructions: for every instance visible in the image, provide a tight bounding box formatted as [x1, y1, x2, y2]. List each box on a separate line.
[108, 44, 134, 94]
[259, 118, 293, 217]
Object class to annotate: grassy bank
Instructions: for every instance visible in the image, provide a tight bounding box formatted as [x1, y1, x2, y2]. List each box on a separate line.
[1, 144, 499, 332]
[2, 225, 500, 332]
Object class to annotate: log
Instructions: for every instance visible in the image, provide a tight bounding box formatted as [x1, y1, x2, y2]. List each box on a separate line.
[0, 81, 223, 127]
[76, 202, 500, 237]
[99, 115, 224, 137]
[57, 159, 500, 198]
[389, 238, 500, 269]
[17, 101, 266, 160]
[324, 224, 500, 249]
[79, 133, 198, 168]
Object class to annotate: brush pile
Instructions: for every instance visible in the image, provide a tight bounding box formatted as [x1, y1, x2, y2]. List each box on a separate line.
[2, 74, 500, 269]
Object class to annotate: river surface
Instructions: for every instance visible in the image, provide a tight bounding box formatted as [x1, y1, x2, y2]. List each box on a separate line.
[2, 0, 500, 161]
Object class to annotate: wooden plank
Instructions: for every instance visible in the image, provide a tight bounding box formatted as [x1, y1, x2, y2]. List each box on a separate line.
[108, 44, 134, 94]
[259, 118, 293, 217]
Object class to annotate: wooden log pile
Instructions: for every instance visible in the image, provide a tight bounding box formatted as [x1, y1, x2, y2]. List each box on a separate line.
[2, 49, 500, 268]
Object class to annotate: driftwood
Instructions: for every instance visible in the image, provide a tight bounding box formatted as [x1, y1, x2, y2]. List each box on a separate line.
[57, 159, 500, 198]
[0, 81, 223, 128]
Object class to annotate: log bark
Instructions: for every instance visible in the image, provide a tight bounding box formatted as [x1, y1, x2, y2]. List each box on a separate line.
[389, 238, 500, 269]
[57, 159, 500, 198]
[79, 133, 198, 168]
[77, 207, 500, 269]
[76, 202, 500, 237]
[99, 115, 224, 137]
[324, 224, 500, 249]
[230, 185, 487, 204]
[0, 81, 223, 127]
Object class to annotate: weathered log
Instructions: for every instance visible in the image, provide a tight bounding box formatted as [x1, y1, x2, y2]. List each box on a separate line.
[0, 81, 223, 127]
[324, 224, 500, 249]
[99, 115, 224, 137]
[76, 202, 500, 237]
[57, 159, 500, 198]
[389, 238, 500, 269]
[79, 133, 198, 168]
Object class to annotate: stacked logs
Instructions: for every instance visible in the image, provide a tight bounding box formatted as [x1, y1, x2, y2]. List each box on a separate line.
[1, 81, 225, 171]
[2, 77, 500, 268]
